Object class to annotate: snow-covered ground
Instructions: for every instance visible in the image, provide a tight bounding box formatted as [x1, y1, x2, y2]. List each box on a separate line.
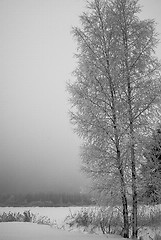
[0, 207, 124, 240]
[0, 222, 118, 240]
[1, 206, 161, 240]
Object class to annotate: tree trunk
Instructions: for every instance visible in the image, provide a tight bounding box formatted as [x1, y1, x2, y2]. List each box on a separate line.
[127, 103, 137, 239]
[124, 29, 137, 238]
[128, 93, 137, 238]
[131, 142, 137, 239]
[120, 170, 129, 238]
[108, 124, 129, 238]
[116, 144, 129, 238]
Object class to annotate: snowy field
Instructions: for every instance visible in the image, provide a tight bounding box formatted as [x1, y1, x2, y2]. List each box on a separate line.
[1, 206, 161, 240]
[0, 222, 113, 240]
[0, 206, 123, 240]
[0, 206, 82, 225]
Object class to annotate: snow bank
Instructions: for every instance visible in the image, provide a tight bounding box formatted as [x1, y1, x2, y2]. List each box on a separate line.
[0, 207, 126, 240]
[0, 222, 121, 240]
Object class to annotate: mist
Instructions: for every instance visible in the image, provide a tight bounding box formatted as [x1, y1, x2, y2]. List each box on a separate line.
[1, 0, 161, 196]
[0, 0, 86, 195]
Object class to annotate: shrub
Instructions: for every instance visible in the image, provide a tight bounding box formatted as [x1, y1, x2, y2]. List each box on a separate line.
[0, 210, 52, 226]
[137, 206, 161, 228]
[35, 215, 52, 225]
[23, 211, 33, 222]
[0, 211, 30, 222]
[154, 233, 161, 240]
[65, 207, 123, 235]
[135, 205, 161, 240]
[65, 205, 161, 237]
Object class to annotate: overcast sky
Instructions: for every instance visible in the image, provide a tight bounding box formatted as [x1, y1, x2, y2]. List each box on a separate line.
[0, 0, 161, 195]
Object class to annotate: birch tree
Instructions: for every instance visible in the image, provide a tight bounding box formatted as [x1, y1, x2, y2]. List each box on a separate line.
[67, 0, 161, 238]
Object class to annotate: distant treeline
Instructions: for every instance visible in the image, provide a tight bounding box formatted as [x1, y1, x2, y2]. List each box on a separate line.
[0, 192, 93, 207]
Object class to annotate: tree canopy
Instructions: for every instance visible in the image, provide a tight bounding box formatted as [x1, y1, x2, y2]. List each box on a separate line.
[68, 0, 161, 238]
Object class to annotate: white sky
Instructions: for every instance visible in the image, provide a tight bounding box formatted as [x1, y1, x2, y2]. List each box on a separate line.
[0, 0, 161, 194]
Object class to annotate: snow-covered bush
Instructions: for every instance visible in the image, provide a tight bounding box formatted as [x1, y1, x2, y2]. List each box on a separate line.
[35, 215, 52, 225]
[0, 211, 32, 222]
[153, 233, 161, 240]
[137, 206, 161, 228]
[65, 207, 123, 235]
[0, 210, 52, 225]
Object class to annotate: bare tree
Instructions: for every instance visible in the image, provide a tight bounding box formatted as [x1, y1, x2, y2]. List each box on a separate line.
[67, 0, 161, 238]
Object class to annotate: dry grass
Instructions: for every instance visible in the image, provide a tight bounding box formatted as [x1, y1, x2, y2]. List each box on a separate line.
[0, 210, 53, 226]
[65, 207, 123, 235]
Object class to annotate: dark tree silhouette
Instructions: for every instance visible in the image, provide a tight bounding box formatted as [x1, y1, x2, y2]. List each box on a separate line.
[141, 126, 161, 204]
